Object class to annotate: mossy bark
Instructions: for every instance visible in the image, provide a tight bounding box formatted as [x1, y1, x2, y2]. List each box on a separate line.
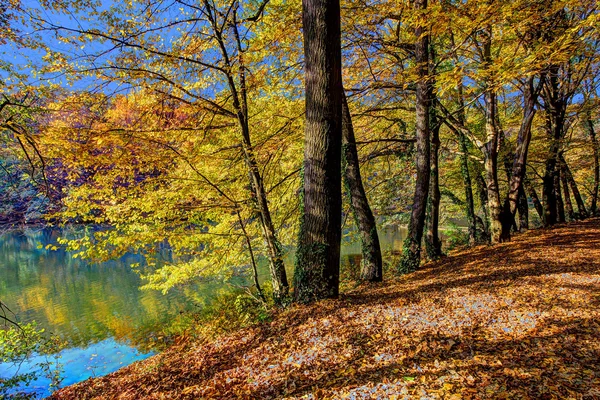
[294, 0, 343, 303]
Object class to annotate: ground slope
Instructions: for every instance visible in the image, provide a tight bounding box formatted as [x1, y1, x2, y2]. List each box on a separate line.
[51, 219, 600, 399]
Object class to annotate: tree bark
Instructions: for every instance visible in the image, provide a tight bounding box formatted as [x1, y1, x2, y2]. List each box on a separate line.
[426, 47, 443, 260]
[541, 66, 565, 226]
[483, 92, 503, 243]
[517, 185, 529, 230]
[426, 109, 443, 260]
[560, 161, 574, 221]
[480, 25, 504, 244]
[555, 169, 566, 223]
[559, 154, 588, 218]
[586, 116, 599, 215]
[399, 0, 430, 272]
[294, 0, 343, 302]
[476, 172, 490, 239]
[341, 92, 383, 282]
[525, 175, 545, 224]
[458, 131, 477, 245]
[503, 77, 539, 237]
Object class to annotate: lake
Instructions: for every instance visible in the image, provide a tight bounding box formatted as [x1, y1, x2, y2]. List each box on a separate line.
[0, 225, 411, 398]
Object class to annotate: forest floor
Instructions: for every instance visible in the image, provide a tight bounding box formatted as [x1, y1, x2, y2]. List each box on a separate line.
[51, 219, 600, 399]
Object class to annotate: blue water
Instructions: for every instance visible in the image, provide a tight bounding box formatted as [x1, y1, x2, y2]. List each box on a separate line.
[1, 338, 153, 398]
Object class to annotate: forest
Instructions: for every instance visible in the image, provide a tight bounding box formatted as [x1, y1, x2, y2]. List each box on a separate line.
[0, 0, 599, 398]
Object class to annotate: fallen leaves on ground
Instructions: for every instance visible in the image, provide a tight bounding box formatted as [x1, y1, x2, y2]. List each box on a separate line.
[51, 219, 600, 399]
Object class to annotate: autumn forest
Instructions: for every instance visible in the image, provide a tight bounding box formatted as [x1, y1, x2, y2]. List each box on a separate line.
[1, 0, 600, 398]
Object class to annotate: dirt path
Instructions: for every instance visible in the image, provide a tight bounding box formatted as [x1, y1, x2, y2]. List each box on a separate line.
[51, 219, 600, 399]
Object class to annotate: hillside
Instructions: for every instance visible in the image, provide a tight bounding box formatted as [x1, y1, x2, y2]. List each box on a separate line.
[51, 219, 600, 399]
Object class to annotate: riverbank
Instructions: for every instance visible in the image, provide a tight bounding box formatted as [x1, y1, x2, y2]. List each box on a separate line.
[51, 219, 600, 399]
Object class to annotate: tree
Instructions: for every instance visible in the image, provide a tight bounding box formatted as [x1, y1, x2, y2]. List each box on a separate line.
[294, 0, 343, 302]
[399, 0, 430, 272]
[341, 91, 382, 282]
[32, 0, 301, 302]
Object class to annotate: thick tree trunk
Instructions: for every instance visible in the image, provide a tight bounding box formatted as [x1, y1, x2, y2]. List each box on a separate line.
[483, 93, 503, 243]
[587, 116, 599, 214]
[341, 92, 383, 282]
[480, 26, 504, 244]
[541, 67, 565, 227]
[559, 154, 588, 218]
[294, 0, 343, 303]
[399, 0, 430, 272]
[517, 186, 529, 231]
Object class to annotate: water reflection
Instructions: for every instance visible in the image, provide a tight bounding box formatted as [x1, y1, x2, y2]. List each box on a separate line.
[0, 228, 213, 349]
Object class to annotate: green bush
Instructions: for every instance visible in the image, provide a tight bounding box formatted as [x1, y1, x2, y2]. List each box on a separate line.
[443, 222, 470, 251]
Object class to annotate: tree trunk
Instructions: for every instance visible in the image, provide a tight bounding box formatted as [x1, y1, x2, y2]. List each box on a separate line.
[341, 92, 383, 282]
[458, 131, 477, 245]
[399, 0, 430, 272]
[426, 47, 443, 260]
[476, 172, 490, 239]
[483, 93, 503, 243]
[240, 135, 289, 301]
[560, 161, 574, 221]
[560, 154, 588, 218]
[525, 175, 545, 223]
[543, 153, 558, 226]
[218, 10, 289, 302]
[452, 33, 477, 245]
[480, 25, 504, 244]
[294, 0, 343, 303]
[517, 185, 529, 230]
[555, 169, 566, 223]
[426, 109, 443, 260]
[504, 77, 538, 237]
[541, 67, 565, 226]
[586, 116, 599, 214]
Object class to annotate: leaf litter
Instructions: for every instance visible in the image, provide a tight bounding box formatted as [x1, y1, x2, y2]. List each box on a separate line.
[51, 219, 600, 399]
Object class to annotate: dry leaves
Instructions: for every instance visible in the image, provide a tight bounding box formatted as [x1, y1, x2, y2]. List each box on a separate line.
[51, 219, 600, 399]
